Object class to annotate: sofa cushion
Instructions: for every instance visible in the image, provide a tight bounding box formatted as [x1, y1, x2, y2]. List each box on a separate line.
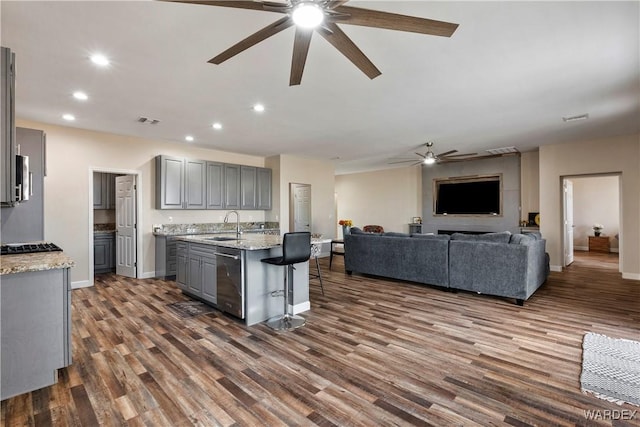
[411, 233, 451, 241]
[383, 232, 410, 237]
[510, 233, 535, 245]
[450, 231, 512, 243]
[350, 227, 363, 234]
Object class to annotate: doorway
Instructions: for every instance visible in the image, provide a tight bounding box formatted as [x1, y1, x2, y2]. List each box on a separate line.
[289, 183, 311, 232]
[89, 168, 142, 285]
[562, 174, 621, 272]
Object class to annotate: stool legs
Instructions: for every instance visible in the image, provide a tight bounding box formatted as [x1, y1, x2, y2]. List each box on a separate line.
[266, 265, 306, 330]
[315, 256, 324, 295]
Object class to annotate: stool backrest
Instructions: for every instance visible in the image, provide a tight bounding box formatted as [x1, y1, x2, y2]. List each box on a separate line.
[282, 232, 311, 264]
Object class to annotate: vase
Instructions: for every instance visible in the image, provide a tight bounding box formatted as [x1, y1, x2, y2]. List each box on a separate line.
[342, 225, 351, 237]
[594, 231, 601, 237]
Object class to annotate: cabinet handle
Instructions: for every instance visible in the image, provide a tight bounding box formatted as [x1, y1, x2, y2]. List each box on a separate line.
[214, 253, 240, 260]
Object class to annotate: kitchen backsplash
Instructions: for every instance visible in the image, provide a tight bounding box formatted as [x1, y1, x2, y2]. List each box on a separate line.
[154, 222, 280, 236]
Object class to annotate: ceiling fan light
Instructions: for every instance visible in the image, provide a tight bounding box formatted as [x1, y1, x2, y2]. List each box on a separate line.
[292, 3, 324, 29]
[424, 157, 436, 165]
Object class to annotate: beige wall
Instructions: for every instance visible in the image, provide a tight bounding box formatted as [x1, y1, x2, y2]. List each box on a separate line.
[18, 119, 269, 285]
[335, 166, 422, 235]
[571, 176, 620, 251]
[539, 133, 639, 279]
[520, 151, 540, 221]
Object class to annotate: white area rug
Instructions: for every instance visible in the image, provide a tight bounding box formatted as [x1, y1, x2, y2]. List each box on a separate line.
[580, 332, 640, 406]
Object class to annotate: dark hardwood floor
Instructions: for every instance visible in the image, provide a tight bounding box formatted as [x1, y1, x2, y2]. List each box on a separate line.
[2, 252, 639, 426]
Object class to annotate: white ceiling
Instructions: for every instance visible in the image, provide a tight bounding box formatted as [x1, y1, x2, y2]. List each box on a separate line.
[2, 1, 639, 174]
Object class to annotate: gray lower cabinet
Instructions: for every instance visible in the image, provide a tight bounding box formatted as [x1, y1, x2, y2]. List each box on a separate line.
[94, 233, 115, 273]
[175, 241, 188, 290]
[156, 235, 178, 278]
[179, 243, 217, 304]
[1, 268, 72, 400]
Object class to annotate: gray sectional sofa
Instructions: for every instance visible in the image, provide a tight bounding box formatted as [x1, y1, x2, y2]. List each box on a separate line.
[344, 229, 549, 305]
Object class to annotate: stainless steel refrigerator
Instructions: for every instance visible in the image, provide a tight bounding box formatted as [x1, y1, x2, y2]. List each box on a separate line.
[1, 127, 45, 243]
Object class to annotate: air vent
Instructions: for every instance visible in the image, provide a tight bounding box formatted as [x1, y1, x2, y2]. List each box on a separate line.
[137, 117, 160, 125]
[485, 146, 519, 155]
[562, 113, 589, 122]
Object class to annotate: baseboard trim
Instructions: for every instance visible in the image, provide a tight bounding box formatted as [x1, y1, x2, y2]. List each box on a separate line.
[574, 246, 588, 251]
[610, 248, 619, 253]
[140, 271, 157, 279]
[292, 301, 311, 314]
[71, 280, 92, 289]
[622, 272, 640, 281]
[550, 265, 563, 272]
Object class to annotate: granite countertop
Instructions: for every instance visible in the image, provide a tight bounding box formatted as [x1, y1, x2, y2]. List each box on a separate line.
[153, 222, 280, 236]
[176, 233, 330, 251]
[1, 252, 75, 275]
[94, 223, 116, 234]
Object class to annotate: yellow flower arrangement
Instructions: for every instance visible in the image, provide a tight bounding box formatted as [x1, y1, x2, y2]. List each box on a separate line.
[338, 219, 353, 227]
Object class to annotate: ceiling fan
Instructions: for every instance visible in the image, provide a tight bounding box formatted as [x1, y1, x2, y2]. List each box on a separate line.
[388, 142, 478, 166]
[163, 0, 459, 86]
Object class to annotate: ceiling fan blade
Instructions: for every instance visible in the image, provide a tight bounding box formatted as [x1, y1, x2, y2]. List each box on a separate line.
[442, 152, 478, 158]
[317, 22, 381, 79]
[388, 159, 421, 164]
[327, 0, 351, 9]
[161, 0, 272, 11]
[334, 5, 459, 37]
[436, 150, 458, 157]
[209, 17, 293, 64]
[290, 28, 313, 86]
[415, 152, 426, 158]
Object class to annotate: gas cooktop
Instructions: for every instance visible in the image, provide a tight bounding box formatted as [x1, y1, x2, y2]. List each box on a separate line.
[1, 242, 63, 255]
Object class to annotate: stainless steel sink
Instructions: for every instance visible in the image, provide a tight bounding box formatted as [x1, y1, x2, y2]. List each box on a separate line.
[205, 236, 238, 241]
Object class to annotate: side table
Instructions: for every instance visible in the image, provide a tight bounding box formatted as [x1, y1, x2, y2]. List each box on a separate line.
[588, 236, 609, 253]
[329, 239, 344, 270]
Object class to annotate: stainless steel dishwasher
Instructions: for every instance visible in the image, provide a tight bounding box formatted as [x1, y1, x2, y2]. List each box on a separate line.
[214, 247, 244, 319]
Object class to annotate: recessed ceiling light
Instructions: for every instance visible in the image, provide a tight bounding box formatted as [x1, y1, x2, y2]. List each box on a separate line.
[185, 135, 194, 142]
[253, 103, 265, 113]
[73, 91, 88, 101]
[562, 113, 589, 122]
[212, 122, 222, 130]
[62, 114, 75, 121]
[90, 54, 110, 67]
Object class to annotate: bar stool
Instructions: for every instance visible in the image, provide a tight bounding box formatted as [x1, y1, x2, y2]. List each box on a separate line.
[309, 241, 325, 295]
[261, 232, 311, 330]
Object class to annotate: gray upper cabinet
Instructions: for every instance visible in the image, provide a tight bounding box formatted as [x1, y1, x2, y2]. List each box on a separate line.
[206, 161, 224, 209]
[224, 164, 241, 209]
[241, 166, 257, 209]
[93, 172, 116, 209]
[256, 167, 272, 210]
[156, 155, 271, 210]
[156, 155, 206, 210]
[156, 155, 184, 209]
[185, 159, 206, 209]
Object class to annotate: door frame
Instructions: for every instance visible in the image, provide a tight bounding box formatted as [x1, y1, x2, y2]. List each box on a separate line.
[560, 172, 622, 271]
[88, 167, 143, 285]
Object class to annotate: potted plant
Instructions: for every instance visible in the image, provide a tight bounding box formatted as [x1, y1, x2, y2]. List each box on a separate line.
[593, 223, 603, 237]
[338, 219, 353, 236]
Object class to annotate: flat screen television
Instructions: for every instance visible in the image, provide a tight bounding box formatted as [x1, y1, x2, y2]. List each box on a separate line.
[434, 175, 502, 215]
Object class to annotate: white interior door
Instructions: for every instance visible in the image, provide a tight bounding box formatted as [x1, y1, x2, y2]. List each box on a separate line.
[116, 175, 137, 277]
[563, 179, 574, 266]
[290, 183, 311, 232]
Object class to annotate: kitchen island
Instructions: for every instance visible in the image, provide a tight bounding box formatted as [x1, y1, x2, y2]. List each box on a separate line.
[175, 233, 320, 326]
[1, 250, 75, 400]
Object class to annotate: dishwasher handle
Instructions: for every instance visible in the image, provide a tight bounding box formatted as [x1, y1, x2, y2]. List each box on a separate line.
[214, 252, 240, 260]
